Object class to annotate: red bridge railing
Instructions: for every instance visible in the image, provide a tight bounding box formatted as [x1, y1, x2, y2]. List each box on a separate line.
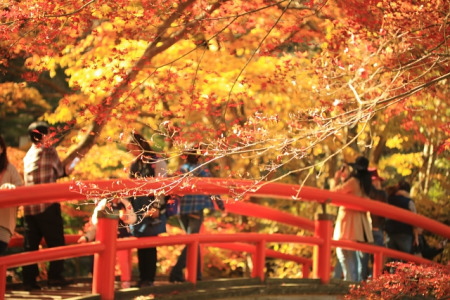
[0, 178, 449, 300]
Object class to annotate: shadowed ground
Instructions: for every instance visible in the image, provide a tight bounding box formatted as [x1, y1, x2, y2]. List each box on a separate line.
[5, 277, 351, 300]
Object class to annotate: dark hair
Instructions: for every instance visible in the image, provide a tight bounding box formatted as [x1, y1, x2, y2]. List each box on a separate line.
[386, 185, 399, 197]
[130, 132, 155, 162]
[350, 169, 372, 196]
[186, 153, 200, 164]
[0, 135, 8, 173]
[397, 180, 411, 193]
[346, 157, 372, 195]
[28, 121, 49, 144]
[183, 147, 201, 164]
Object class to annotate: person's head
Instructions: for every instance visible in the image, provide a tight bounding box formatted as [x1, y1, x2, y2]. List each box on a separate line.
[347, 156, 372, 195]
[28, 121, 49, 144]
[183, 147, 201, 164]
[348, 156, 369, 172]
[397, 180, 411, 193]
[0, 135, 8, 172]
[127, 132, 153, 158]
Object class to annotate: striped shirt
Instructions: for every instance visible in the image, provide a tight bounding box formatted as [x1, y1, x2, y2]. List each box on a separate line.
[23, 144, 65, 215]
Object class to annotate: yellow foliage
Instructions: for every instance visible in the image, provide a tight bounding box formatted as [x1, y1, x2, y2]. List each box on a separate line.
[379, 153, 423, 178]
[45, 106, 73, 123]
[0, 82, 50, 116]
[386, 134, 405, 150]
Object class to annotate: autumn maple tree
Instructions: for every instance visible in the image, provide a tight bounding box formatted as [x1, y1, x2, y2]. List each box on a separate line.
[1, 0, 449, 277]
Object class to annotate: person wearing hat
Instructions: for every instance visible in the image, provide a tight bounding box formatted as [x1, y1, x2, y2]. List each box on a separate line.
[21, 121, 75, 290]
[332, 156, 374, 282]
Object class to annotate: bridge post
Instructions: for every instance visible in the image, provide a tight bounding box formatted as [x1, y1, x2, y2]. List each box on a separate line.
[252, 239, 266, 282]
[186, 239, 199, 284]
[0, 264, 5, 300]
[313, 201, 334, 283]
[372, 252, 383, 278]
[92, 210, 118, 300]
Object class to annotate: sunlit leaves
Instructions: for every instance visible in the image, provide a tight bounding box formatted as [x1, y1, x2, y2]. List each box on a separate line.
[0, 82, 51, 117]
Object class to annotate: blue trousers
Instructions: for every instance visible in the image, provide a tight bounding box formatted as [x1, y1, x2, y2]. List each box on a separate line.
[170, 212, 204, 281]
[336, 247, 367, 282]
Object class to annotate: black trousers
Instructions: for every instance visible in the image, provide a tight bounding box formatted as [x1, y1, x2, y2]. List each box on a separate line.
[137, 247, 157, 282]
[170, 212, 204, 281]
[22, 203, 65, 284]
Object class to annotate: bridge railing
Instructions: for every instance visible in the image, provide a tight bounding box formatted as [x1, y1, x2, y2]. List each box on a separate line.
[1, 178, 449, 300]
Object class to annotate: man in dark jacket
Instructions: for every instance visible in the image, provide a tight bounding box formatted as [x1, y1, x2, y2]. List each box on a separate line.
[385, 180, 416, 255]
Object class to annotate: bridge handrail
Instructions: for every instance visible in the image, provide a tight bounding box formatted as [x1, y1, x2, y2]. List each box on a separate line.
[1, 178, 449, 300]
[5, 234, 433, 270]
[1, 178, 448, 239]
[0, 232, 435, 298]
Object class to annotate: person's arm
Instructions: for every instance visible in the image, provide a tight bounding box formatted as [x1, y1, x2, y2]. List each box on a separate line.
[408, 200, 421, 245]
[154, 159, 168, 177]
[198, 167, 225, 211]
[8, 163, 23, 187]
[212, 195, 225, 211]
[78, 222, 97, 243]
[408, 200, 417, 213]
[332, 177, 359, 195]
[78, 199, 108, 243]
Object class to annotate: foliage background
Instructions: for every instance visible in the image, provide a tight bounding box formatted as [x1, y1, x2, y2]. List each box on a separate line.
[1, 0, 449, 280]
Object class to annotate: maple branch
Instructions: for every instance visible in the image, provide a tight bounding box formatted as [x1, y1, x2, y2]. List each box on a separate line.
[376, 71, 450, 107]
[64, 0, 231, 164]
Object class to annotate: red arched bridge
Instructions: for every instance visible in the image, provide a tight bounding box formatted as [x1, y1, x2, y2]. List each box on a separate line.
[1, 178, 449, 300]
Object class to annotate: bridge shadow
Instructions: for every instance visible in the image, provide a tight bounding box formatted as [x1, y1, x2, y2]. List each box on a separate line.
[6, 277, 351, 300]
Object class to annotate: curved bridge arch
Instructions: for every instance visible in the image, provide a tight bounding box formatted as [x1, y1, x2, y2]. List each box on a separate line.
[1, 178, 449, 300]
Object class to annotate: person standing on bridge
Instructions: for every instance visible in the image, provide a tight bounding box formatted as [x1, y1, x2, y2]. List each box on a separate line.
[169, 147, 225, 283]
[22, 121, 76, 290]
[333, 156, 374, 282]
[0, 135, 23, 254]
[385, 180, 417, 257]
[127, 132, 168, 288]
[77, 197, 137, 288]
[364, 168, 388, 279]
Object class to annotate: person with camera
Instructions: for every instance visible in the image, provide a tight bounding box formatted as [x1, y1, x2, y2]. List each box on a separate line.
[77, 197, 136, 288]
[127, 132, 168, 288]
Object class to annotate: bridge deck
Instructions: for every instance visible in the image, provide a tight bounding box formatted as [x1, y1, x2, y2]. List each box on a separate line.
[5, 277, 351, 300]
